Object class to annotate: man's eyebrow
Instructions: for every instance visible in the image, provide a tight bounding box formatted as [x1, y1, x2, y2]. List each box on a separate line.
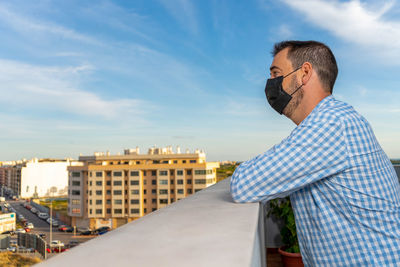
[269, 65, 282, 71]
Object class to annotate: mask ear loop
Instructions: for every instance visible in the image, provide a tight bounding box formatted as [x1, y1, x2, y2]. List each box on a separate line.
[290, 84, 303, 96]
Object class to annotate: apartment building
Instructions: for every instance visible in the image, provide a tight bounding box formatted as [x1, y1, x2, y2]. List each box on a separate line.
[68, 147, 220, 229]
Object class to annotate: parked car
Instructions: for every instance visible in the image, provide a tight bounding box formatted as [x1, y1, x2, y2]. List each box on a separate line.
[67, 240, 79, 248]
[53, 247, 69, 253]
[58, 225, 72, 232]
[50, 240, 64, 247]
[25, 205, 32, 210]
[79, 228, 92, 235]
[24, 227, 31, 232]
[93, 226, 111, 235]
[18, 214, 25, 220]
[30, 207, 37, 213]
[1, 230, 15, 236]
[26, 222, 34, 229]
[65, 226, 74, 233]
[46, 218, 59, 227]
[38, 212, 49, 220]
[7, 246, 16, 252]
[15, 228, 26, 234]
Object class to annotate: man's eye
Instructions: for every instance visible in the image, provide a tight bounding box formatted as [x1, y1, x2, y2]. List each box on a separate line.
[271, 71, 280, 78]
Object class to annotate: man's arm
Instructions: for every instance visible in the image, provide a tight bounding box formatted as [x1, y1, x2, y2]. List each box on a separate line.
[230, 119, 349, 203]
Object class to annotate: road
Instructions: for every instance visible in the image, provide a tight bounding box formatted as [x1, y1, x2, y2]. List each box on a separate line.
[8, 200, 95, 247]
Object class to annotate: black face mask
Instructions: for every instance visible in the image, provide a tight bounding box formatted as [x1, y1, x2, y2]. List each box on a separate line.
[264, 67, 303, 114]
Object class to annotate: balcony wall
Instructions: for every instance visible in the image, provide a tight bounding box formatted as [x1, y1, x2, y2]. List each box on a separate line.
[37, 178, 283, 267]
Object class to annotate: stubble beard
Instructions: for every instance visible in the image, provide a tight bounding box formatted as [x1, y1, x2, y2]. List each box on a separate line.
[283, 75, 304, 118]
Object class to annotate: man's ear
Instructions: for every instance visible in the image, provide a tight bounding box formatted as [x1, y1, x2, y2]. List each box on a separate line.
[300, 62, 313, 85]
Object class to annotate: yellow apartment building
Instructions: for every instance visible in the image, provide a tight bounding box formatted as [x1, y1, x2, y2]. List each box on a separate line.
[68, 147, 220, 229]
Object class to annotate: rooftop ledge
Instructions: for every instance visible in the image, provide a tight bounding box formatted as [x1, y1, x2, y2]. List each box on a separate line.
[37, 178, 275, 267]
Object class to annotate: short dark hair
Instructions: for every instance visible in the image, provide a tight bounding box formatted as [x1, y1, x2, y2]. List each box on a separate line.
[272, 40, 338, 93]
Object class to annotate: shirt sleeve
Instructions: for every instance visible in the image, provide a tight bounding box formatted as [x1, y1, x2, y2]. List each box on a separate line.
[230, 118, 349, 203]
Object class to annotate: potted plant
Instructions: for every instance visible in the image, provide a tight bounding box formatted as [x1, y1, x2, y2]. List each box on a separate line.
[268, 197, 304, 267]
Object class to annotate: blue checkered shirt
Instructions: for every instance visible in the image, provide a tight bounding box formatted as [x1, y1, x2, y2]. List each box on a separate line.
[230, 95, 400, 266]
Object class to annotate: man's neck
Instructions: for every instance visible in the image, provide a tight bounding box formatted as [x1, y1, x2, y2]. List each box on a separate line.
[290, 93, 331, 125]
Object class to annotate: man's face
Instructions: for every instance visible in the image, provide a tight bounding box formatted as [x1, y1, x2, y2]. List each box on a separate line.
[269, 48, 303, 117]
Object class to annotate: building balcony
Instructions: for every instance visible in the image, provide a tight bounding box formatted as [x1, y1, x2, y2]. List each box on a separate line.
[37, 178, 283, 267]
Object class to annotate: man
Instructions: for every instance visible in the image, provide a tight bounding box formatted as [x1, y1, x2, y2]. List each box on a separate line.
[230, 41, 400, 266]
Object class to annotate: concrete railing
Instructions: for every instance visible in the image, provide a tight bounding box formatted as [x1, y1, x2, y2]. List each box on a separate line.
[36, 178, 283, 267]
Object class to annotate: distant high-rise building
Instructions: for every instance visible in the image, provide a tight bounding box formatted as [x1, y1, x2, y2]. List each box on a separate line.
[68, 147, 220, 229]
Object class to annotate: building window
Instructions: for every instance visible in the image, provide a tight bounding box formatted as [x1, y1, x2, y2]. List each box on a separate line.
[130, 171, 139, 176]
[114, 209, 122, 214]
[143, 190, 147, 194]
[130, 180, 139, 185]
[195, 189, 202, 193]
[190, 160, 196, 163]
[72, 199, 80, 205]
[159, 179, 168, 185]
[143, 170, 147, 176]
[187, 189, 192, 194]
[151, 170, 156, 176]
[72, 172, 80, 177]
[144, 199, 147, 204]
[89, 181, 92, 186]
[170, 198, 174, 202]
[72, 181, 80, 186]
[182, 160, 186, 164]
[131, 209, 139, 214]
[106, 190, 111, 195]
[162, 160, 169, 164]
[131, 199, 139, 204]
[89, 209, 92, 214]
[96, 200, 102, 205]
[96, 181, 102, 186]
[159, 189, 168, 194]
[152, 208, 157, 212]
[106, 181, 111, 186]
[152, 179, 156, 185]
[170, 189, 174, 194]
[195, 179, 206, 184]
[113, 180, 122, 186]
[131, 190, 139, 195]
[170, 170, 174, 175]
[143, 180, 147, 185]
[177, 189, 184, 194]
[187, 179, 192, 184]
[113, 171, 123, 177]
[173, 160, 178, 164]
[96, 190, 102, 195]
[107, 208, 111, 214]
[144, 208, 147, 213]
[159, 171, 168, 176]
[106, 199, 111, 204]
[187, 170, 192, 175]
[152, 189, 156, 194]
[71, 190, 80, 196]
[177, 179, 183, 185]
[136, 161, 140, 164]
[72, 208, 80, 214]
[96, 209, 102, 214]
[195, 170, 206, 175]
[113, 190, 122, 195]
[177, 170, 183, 176]
[159, 199, 168, 204]
[96, 172, 103, 177]
[153, 160, 160, 164]
[114, 199, 122, 205]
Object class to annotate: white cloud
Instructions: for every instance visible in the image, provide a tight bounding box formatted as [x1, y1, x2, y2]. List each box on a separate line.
[280, 0, 400, 61]
[0, 59, 148, 119]
[158, 0, 199, 34]
[0, 3, 100, 45]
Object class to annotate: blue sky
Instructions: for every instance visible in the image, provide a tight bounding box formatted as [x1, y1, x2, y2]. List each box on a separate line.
[0, 0, 399, 161]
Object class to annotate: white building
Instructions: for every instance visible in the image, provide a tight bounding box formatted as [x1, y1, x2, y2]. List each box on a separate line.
[2, 158, 79, 199]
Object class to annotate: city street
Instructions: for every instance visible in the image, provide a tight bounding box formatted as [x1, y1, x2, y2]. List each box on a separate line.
[8, 200, 96, 247]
